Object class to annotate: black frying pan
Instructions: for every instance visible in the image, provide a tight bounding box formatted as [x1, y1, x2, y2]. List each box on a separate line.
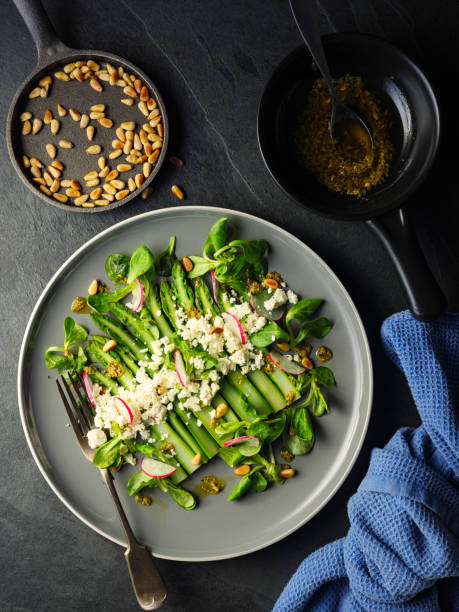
[7, 0, 169, 213]
[258, 33, 445, 321]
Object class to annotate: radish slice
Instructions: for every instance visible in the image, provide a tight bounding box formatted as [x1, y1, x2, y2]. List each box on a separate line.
[250, 290, 285, 321]
[82, 370, 96, 407]
[269, 350, 306, 375]
[141, 456, 177, 479]
[211, 269, 218, 304]
[130, 278, 144, 312]
[174, 350, 189, 388]
[223, 312, 246, 345]
[113, 396, 134, 424]
[224, 435, 259, 447]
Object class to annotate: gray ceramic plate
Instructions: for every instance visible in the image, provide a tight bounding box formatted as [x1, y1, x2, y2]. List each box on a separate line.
[17, 206, 372, 561]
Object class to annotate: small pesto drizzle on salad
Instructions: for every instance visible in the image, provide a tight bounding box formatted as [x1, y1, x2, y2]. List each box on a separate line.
[45, 218, 335, 510]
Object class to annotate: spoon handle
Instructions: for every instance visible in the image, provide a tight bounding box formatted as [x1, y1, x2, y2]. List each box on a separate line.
[289, 0, 336, 99]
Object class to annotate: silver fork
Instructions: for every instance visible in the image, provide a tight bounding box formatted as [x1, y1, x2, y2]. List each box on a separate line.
[57, 373, 167, 610]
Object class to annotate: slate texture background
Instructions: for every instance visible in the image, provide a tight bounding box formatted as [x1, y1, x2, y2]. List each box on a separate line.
[1, 1, 458, 611]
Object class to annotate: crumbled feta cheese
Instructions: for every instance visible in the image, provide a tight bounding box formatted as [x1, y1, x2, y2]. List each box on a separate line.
[264, 288, 288, 311]
[87, 428, 107, 449]
[287, 290, 298, 304]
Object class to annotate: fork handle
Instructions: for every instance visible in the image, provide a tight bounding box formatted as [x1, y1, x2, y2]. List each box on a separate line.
[101, 469, 167, 610]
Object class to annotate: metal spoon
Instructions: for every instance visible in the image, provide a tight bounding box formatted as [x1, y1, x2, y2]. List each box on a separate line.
[289, 0, 373, 153]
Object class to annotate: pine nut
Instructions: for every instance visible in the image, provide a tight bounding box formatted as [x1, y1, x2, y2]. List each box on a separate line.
[116, 127, 126, 142]
[123, 140, 133, 155]
[45, 144, 56, 159]
[191, 453, 202, 466]
[66, 188, 81, 198]
[234, 465, 250, 476]
[103, 193, 114, 202]
[214, 403, 228, 418]
[120, 121, 136, 131]
[32, 118, 43, 135]
[99, 165, 110, 177]
[171, 184, 184, 200]
[149, 150, 160, 163]
[80, 113, 90, 128]
[42, 109, 52, 124]
[135, 173, 143, 188]
[59, 140, 73, 149]
[90, 111, 105, 120]
[54, 71, 69, 81]
[29, 157, 43, 168]
[68, 108, 80, 122]
[103, 339, 117, 352]
[276, 342, 291, 352]
[39, 75, 52, 87]
[109, 72, 119, 85]
[110, 179, 125, 189]
[20, 112, 32, 122]
[90, 78, 103, 92]
[86, 178, 100, 187]
[99, 117, 113, 128]
[121, 98, 134, 106]
[103, 183, 116, 195]
[143, 162, 151, 178]
[94, 199, 110, 206]
[108, 149, 122, 160]
[57, 104, 67, 117]
[47, 166, 61, 179]
[75, 194, 89, 206]
[84, 171, 98, 181]
[90, 187, 102, 200]
[28, 87, 41, 99]
[138, 101, 148, 116]
[280, 468, 295, 478]
[42, 171, 52, 185]
[22, 155, 31, 168]
[157, 123, 163, 138]
[53, 193, 68, 203]
[86, 126, 95, 141]
[105, 169, 119, 182]
[52, 161, 64, 171]
[123, 86, 137, 97]
[70, 179, 81, 190]
[264, 278, 278, 290]
[50, 119, 60, 135]
[33, 178, 45, 185]
[98, 156, 106, 170]
[112, 139, 124, 149]
[140, 85, 149, 101]
[30, 166, 41, 178]
[82, 202, 96, 208]
[64, 63, 75, 73]
[125, 130, 134, 141]
[87, 60, 100, 71]
[152, 140, 162, 150]
[169, 156, 184, 167]
[132, 78, 141, 94]
[49, 178, 60, 193]
[39, 184, 52, 196]
[115, 189, 129, 200]
[128, 177, 136, 192]
[91, 103, 106, 112]
[86, 144, 101, 155]
[301, 356, 313, 369]
[141, 187, 153, 199]
[117, 163, 132, 172]
[132, 133, 141, 151]
[139, 129, 148, 145]
[61, 180, 72, 188]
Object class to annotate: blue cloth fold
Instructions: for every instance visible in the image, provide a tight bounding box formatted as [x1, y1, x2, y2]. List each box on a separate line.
[273, 311, 459, 612]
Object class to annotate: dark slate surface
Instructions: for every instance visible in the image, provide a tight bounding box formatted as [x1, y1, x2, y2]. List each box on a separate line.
[1, 1, 458, 611]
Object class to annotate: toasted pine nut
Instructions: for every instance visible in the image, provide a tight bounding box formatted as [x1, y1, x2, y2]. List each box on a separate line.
[42, 171, 51, 184]
[29, 157, 43, 168]
[94, 199, 110, 206]
[110, 179, 125, 190]
[60, 180, 72, 187]
[70, 179, 81, 190]
[80, 113, 90, 129]
[99, 165, 110, 177]
[133, 134, 141, 151]
[135, 173, 143, 188]
[50, 179, 60, 193]
[115, 127, 126, 142]
[50, 119, 60, 135]
[54, 71, 69, 81]
[82, 202, 96, 208]
[63, 63, 75, 73]
[56, 103, 66, 117]
[106, 63, 116, 75]
[141, 187, 153, 199]
[144, 142, 153, 156]
[33, 178, 45, 185]
[138, 101, 149, 116]
[276, 342, 291, 352]
[128, 177, 136, 192]
[47, 166, 60, 179]
[22, 155, 31, 168]
[91, 103, 106, 112]
[234, 465, 250, 476]
[120, 121, 136, 131]
[169, 156, 184, 167]
[74, 194, 89, 206]
[210, 326, 224, 335]
[301, 356, 314, 370]
[140, 86, 149, 101]
[39, 75, 52, 87]
[68, 108, 80, 122]
[30, 166, 42, 178]
[105, 169, 119, 182]
[102, 193, 114, 202]
[280, 468, 295, 478]
[142, 162, 152, 178]
[28, 87, 41, 99]
[133, 78, 141, 94]
[59, 139, 73, 149]
[87, 279, 99, 294]
[117, 163, 132, 172]
[86, 179, 100, 188]
[32, 118, 43, 135]
[87, 60, 100, 71]
[98, 156, 106, 170]
[123, 86, 137, 97]
[264, 278, 278, 290]
[84, 171, 98, 181]
[171, 184, 184, 200]
[112, 139, 124, 149]
[53, 193, 68, 203]
[103, 339, 117, 352]
[20, 112, 32, 122]
[45, 144, 57, 159]
[90, 111, 105, 120]
[157, 123, 163, 138]
[103, 183, 116, 195]
[86, 144, 101, 155]
[108, 149, 122, 160]
[43, 109, 52, 124]
[86, 126, 95, 141]
[90, 187, 102, 200]
[123, 140, 133, 155]
[99, 117, 113, 128]
[52, 160, 64, 171]
[90, 78, 103, 92]
[214, 403, 228, 418]
[120, 98, 134, 106]
[191, 453, 202, 466]
[115, 189, 129, 200]
[39, 184, 52, 196]
[66, 188, 81, 198]
[125, 130, 134, 141]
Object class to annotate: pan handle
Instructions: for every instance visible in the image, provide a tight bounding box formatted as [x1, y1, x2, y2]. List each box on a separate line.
[12, 0, 70, 65]
[366, 207, 446, 321]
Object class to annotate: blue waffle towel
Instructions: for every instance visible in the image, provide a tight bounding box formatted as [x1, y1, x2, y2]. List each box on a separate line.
[273, 311, 459, 611]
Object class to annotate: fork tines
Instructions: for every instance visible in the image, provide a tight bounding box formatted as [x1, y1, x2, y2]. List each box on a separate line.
[56, 373, 95, 439]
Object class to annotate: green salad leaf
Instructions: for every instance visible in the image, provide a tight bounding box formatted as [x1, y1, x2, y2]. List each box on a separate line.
[156, 236, 176, 277]
[127, 245, 155, 284]
[105, 253, 130, 284]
